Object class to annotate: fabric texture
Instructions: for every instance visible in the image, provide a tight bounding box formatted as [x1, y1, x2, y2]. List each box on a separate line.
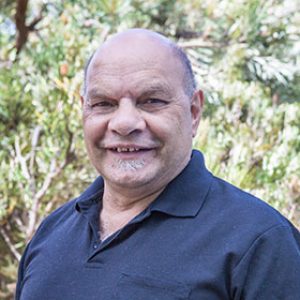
[16, 150, 300, 300]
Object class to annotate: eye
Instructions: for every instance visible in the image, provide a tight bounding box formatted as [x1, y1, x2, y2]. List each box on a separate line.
[140, 98, 168, 108]
[92, 101, 114, 107]
[147, 98, 166, 104]
[88, 99, 116, 111]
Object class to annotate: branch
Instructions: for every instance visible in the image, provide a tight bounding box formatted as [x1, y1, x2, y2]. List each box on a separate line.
[29, 126, 43, 176]
[15, 0, 29, 54]
[15, 0, 45, 55]
[28, 13, 43, 31]
[175, 30, 203, 39]
[43, 128, 75, 215]
[14, 137, 30, 180]
[15, 215, 26, 233]
[26, 158, 55, 240]
[178, 40, 219, 49]
[44, 197, 58, 216]
[0, 227, 21, 261]
[26, 129, 74, 239]
[35, 127, 74, 203]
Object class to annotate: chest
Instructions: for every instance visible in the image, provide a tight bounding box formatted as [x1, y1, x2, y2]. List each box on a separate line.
[21, 215, 234, 300]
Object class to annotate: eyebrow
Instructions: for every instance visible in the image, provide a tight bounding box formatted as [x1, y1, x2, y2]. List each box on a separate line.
[87, 88, 114, 100]
[87, 82, 172, 100]
[138, 82, 172, 97]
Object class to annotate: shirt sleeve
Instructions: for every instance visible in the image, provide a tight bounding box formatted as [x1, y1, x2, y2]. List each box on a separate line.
[15, 242, 31, 300]
[231, 224, 300, 300]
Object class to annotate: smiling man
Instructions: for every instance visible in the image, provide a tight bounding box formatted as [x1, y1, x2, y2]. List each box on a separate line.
[82, 30, 202, 241]
[16, 29, 300, 300]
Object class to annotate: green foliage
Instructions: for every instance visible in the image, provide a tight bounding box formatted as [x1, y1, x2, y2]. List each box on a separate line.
[0, 0, 299, 297]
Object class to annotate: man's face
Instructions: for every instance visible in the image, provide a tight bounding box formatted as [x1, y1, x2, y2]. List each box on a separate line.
[82, 34, 202, 194]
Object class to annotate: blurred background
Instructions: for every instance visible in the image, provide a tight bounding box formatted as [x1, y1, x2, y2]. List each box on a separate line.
[0, 0, 299, 298]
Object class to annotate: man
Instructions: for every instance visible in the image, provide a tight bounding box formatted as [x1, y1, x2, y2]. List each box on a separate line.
[16, 29, 300, 299]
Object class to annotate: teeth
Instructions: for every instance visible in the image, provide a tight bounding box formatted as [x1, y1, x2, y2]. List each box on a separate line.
[115, 147, 140, 152]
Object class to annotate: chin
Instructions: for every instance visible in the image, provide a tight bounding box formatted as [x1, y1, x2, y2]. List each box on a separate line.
[108, 167, 157, 189]
[111, 176, 153, 189]
[113, 159, 147, 171]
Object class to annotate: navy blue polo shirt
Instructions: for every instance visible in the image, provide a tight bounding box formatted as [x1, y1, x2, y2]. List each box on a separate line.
[16, 150, 300, 300]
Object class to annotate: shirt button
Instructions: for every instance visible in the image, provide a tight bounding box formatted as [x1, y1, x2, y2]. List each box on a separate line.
[93, 244, 97, 249]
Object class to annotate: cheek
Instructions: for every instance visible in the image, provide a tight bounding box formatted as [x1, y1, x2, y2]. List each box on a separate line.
[146, 114, 188, 148]
[83, 115, 107, 144]
[155, 110, 192, 135]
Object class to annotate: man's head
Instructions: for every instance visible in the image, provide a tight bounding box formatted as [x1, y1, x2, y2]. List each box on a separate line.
[82, 29, 203, 195]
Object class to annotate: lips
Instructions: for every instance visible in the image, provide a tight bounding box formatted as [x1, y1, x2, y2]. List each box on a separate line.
[106, 145, 154, 153]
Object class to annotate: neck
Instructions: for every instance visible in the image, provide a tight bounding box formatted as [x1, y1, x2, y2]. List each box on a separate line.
[99, 184, 165, 241]
[103, 184, 164, 210]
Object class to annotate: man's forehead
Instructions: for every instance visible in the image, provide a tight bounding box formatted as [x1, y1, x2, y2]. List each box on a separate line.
[89, 59, 161, 75]
[91, 34, 172, 68]
[87, 77, 173, 99]
[88, 29, 181, 76]
[84, 29, 189, 97]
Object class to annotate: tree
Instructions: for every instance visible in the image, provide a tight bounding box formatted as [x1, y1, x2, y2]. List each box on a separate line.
[0, 0, 299, 298]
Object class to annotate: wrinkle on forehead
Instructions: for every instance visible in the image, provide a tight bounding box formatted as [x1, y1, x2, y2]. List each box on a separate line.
[87, 75, 173, 101]
[84, 29, 189, 99]
[89, 60, 162, 78]
[82, 29, 197, 100]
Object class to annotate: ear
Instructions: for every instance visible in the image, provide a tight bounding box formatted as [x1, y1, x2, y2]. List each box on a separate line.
[190, 90, 204, 137]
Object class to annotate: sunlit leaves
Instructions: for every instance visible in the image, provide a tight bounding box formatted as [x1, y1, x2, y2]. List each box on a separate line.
[247, 56, 296, 85]
[0, 0, 299, 297]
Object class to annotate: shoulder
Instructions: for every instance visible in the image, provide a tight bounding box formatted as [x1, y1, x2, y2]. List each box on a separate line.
[29, 198, 78, 244]
[201, 176, 300, 279]
[42, 198, 77, 226]
[207, 175, 289, 229]
[31, 176, 104, 242]
[196, 174, 299, 262]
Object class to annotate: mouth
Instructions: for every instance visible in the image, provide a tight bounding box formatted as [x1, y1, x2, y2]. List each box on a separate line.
[109, 147, 150, 153]
[109, 147, 151, 153]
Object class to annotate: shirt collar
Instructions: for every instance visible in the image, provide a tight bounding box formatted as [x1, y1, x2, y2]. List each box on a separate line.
[148, 150, 213, 217]
[75, 177, 104, 213]
[75, 150, 213, 218]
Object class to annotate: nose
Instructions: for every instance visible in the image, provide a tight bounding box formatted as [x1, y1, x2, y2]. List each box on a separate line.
[108, 98, 146, 136]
